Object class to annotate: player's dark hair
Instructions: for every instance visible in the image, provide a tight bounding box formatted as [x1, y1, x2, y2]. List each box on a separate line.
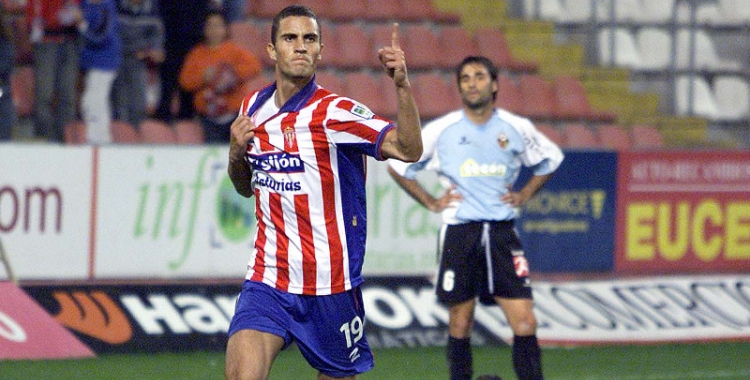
[271, 4, 320, 46]
[456, 56, 499, 101]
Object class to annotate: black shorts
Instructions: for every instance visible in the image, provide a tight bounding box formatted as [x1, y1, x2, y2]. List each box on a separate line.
[436, 221, 532, 306]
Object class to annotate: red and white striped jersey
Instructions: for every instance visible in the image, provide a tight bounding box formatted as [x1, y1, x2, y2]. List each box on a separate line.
[238, 77, 395, 296]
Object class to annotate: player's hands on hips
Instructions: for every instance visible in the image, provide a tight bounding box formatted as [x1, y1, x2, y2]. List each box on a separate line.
[501, 185, 527, 207]
[229, 115, 256, 163]
[378, 23, 409, 87]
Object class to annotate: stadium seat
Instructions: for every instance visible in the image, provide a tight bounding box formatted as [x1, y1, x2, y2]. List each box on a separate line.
[63, 121, 87, 145]
[328, 0, 367, 21]
[327, 23, 374, 69]
[518, 74, 558, 120]
[364, 0, 401, 21]
[552, 76, 616, 122]
[675, 75, 721, 119]
[343, 71, 390, 118]
[412, 73, 459, 121]
[535, 123, 565, 147]
[474, 27, 538, 73]
[496, 74, 524, 115]
[294, 0, 335, 19]
[10, 65, 34, 117]
[401, 24, 442, 70]
[315, 70, 345, 95]
[675, 29, 741, 71]
[139, 119, 176, 144]
[635, 28, 672, 71]
[173, 119, 205, 144]
[598, 28, 641, 68]
[438, 26, 481, 69]
[242, 70, 274, 95]
[229, 22, 273, 68]
[594, 0, 641, 22]
[402, 0, 459, 23]
[522, 0, 566, 21]
[111, 120, 141, 144]
[378, 75, 400, 120]
[597, 124, 632, 151]
[640, 0, 675, 23]
[562, 123, 599, 149]
[253, 0, 295, 19]
[713, 75, 750, 120]
[630, 124, 664, 149]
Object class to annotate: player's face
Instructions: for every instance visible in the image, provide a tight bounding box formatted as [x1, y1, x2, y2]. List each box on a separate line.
[458, 63, 497, 110]
[268, 16, 322, 81]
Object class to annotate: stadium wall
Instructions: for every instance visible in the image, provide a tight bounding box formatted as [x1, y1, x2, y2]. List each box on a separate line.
[1, 145, 749, 281]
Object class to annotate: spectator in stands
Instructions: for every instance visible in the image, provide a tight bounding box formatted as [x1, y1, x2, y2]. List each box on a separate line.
[210, 0, 244, 23]
[178, 9, 261, 143]
[388, 56, 564, 380]
[112, 0, 164, 130]
[78, 0, 122, 144]
[153, 0, 208, 123]
[25, 0, 81, 143]
[0, 3, 15, 141]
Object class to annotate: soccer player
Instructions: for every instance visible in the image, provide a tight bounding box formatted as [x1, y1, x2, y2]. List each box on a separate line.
[388, 56, 564, 380]
[224, 5, 422, 380]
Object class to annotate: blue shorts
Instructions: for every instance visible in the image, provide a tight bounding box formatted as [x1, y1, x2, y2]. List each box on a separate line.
[228, 280, 374, 377]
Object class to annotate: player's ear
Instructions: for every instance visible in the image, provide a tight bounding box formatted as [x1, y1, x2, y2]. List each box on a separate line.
[267, 43, 277, 62]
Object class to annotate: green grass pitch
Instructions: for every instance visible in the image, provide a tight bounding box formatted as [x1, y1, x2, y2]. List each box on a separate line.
[2, 342, 749, 379]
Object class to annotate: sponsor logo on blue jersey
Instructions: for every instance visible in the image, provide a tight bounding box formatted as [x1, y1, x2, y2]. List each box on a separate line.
[248, 152, 304, 173]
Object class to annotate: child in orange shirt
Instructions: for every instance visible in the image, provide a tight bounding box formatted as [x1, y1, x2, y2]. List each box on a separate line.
[179, 9, 262, 143]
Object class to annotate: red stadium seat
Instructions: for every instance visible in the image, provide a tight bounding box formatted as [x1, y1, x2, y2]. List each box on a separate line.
[475, 27, 538, 74]
[496, 74, 524, 114]
[412, 73, 460, 120]
[631, 124, 664, 149]
[438, 26, 481, 69]
[343, 71, 390, 118]
[111, 120, 141, 144]
[535, 123, 565, 146]
[328, 0, 367, 21]
[365, 0, 401, 21]
[597, 124, 632, 151]
[519, 74, 557, 120]
[229, 22, 273, 68]
[552, 76, 617, 122]
[139, 119, 176, 144]
[64, 121, 87, 145]
[315, 70, 345, 95]
[327, 23, 374, 69]
[401, 24, 441, 70]
[562, 123, 599, 148]
[174, 119, 205, 145]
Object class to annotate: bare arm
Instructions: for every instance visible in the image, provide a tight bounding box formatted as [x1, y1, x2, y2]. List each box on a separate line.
[502, 173, 554, 207]
[228, 115, 256, 198]
[387, 166, 461, 213]
[377, 23, 423, 163]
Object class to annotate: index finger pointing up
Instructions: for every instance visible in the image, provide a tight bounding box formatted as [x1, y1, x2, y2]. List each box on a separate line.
[391, 22, 401, 50]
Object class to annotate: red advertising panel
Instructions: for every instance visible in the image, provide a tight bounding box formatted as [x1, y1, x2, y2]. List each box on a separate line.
[615, 151, 750, 273]
[0, 282, 94, 359]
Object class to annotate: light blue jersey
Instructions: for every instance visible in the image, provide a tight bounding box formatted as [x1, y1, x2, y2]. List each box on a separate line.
[390, 109, 564, 224]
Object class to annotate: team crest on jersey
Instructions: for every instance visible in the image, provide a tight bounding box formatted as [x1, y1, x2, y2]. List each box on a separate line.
[497, 133, 509, 149]
[350, 104, 374, 119]
[284, 126, 296, 147]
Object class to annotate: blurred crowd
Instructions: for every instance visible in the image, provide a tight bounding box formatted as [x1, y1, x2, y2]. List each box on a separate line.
[0, 0, 260, 144]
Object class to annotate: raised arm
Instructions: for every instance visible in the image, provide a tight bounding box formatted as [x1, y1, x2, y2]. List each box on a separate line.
[377, 23, 423, 163]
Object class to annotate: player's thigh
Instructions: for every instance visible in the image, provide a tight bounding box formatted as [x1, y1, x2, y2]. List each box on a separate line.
[495, 297, 537, 336]
[225, 329, 285, 380]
